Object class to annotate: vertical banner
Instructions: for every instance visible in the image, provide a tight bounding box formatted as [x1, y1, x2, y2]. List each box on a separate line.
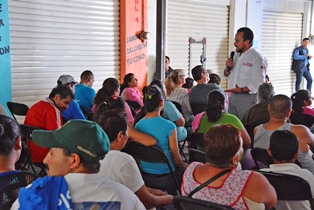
[120, 0, 148, 92]
[0, 0, 12, 109]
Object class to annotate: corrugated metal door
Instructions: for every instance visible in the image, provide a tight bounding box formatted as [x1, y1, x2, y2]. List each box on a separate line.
[166, 0, 230, 88]
[8, 0, 120, 107]
[261, 10, 303, 96]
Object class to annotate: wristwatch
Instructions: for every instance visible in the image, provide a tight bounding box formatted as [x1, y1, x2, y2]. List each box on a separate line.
[240, 88, 244, 94]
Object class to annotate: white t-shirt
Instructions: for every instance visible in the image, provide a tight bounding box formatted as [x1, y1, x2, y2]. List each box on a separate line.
[10, 173, 145, 210]
[261, 163, 314, 210]
[99, 150, 144, 193]
[65, 173, 145, 210]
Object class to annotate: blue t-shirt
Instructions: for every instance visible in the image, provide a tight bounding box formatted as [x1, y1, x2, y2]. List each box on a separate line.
[74, 84, 96, 112]
[0, 170, 20, 177]
[163, 101, 187, 142]
[135, 116, 176, 174]
[61, 100, 86, 121]
[17, 176, 73, 210]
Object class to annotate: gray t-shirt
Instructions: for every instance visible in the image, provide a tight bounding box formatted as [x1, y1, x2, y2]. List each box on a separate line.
[189, 83, 225, 104]
[254, 123, 314, 174]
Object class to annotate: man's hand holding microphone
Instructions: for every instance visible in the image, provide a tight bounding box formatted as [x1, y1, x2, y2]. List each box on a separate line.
[224, 51, 235, 77]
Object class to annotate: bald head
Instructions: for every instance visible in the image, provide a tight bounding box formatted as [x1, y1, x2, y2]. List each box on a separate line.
[269, 94, 292, 119]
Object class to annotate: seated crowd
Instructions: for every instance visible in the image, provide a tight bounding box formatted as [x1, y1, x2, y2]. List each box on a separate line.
[2, 65, 314, 210]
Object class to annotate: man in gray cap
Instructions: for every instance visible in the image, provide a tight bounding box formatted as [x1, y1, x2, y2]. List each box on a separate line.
[57, 75, 86, 122]
[11, 120, 145, 210]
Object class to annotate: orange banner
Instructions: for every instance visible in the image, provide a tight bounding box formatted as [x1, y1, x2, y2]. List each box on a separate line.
[120, 0, 148, 92]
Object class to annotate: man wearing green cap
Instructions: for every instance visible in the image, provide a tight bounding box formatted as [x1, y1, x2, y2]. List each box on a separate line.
[11, 120, 145, 210]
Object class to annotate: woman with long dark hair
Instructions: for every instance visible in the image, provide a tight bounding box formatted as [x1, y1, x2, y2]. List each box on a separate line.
[192, 90, 251, 149]
[135, 85, 185, 195]
[291, 89, 314, 116]
[92, 77, 134, 127]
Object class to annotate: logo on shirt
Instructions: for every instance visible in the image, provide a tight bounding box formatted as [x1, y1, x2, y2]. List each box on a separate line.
[242, 62, 253, 67]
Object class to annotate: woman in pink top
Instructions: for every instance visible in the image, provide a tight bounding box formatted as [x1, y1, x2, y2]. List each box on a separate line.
[291, 89, 314, 116]
[93, 78, 134, 127]
[120, 73, 144, 109]
[181, 124, 276, 210]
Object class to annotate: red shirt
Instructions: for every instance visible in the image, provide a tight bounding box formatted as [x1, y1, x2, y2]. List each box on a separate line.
[24, 98, 62, 163]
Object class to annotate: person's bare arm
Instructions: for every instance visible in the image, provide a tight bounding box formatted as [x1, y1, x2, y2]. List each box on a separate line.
[240, 127, 251, 149]
[253, 126, 258, 136]
[292, 125, 314, 148]
[174, 114, 185, 127]
[244, 172, 277, 210]
[135, 185, 173, 209]
[128, 127, 157, 146]
[168, 129, 185, 168]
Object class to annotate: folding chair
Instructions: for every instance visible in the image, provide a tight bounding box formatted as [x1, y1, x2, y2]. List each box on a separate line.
[0, 171, 37, 209]
[259, 171, 314, 210]
[289, 112, 314, 129]
[251, 148, 301, 169]
[251, 148, 273, 169]
[190, 102, 207, 115]
[173, 196, 235, 210]
[244, 125, 256, 148]
[189, 148, 206, 163]
[167, 100, 190, 162]
[124, 141, 181, 194]
[6, 101, 29, 121]
[19, 124, 47, 176]
[80, 105, 93, 121]
[188, 132, 204, 150]
[125, 100, 141, 111]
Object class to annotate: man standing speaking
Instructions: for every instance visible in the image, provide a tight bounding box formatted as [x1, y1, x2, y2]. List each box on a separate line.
[224, 27, 265, 120]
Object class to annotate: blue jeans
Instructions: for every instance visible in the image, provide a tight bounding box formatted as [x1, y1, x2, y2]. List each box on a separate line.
[295, 66, 312, 91]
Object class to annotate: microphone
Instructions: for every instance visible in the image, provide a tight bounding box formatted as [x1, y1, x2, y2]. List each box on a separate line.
[227, 51, 235, 72]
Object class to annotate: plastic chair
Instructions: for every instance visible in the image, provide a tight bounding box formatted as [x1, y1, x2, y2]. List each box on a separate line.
[0, 171, 37, 209]
[80, 105, 93, 121]
[124, 141, 181, 194]
[244, 125, 256, 148]
[189, 148, 206, 163]
[19, 124, 47, 176]
[167, 100, 191, 162]
[125, 100, 141, 111]
[251, 148, 273, 169]
[251, 148, 301, 169]
[190, 103, 207, 115]
[6, 102, 29, 121]
[188, 132, 204, 150]
[259, 171, 314, 210]
[173, 196, 235, 210]
[289, 113, 314, 129]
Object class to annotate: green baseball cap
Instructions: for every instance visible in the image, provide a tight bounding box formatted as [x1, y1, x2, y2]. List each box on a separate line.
[32, 120, 110, 163]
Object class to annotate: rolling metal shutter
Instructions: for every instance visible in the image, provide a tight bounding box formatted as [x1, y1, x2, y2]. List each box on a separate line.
[261, 10, 303, 96]
[166, 0, 230, 88]
[8, 0, 120, 107]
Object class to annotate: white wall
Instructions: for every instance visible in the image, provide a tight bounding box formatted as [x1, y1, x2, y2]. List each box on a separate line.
[147, 0, 313, 85]
[147, 0, 157, 84]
